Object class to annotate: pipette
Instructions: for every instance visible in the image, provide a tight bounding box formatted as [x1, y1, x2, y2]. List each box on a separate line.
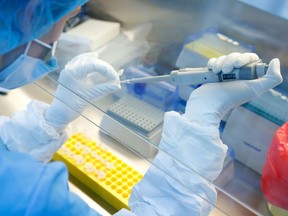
[120, 60, 268, 86]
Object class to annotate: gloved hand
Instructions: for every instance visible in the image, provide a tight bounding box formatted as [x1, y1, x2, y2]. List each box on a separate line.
[45, 52, 121, 129]
[183, 52, 283, 127]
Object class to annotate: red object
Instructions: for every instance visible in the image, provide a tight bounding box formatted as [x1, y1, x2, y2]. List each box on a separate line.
[261, 122, 288, 210]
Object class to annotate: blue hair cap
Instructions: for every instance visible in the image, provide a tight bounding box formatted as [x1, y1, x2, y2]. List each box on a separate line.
[0, 0, 88, 55]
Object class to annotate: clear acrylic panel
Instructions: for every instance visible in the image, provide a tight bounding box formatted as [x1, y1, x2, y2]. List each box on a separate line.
[3, 0, 286, 214]
[85, 0, 288, 215]
[0, 78, 230, 215]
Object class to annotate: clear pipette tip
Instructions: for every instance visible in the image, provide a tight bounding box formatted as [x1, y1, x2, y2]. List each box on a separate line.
[120, 75, 170, 85]
[120, 79, 132, 84]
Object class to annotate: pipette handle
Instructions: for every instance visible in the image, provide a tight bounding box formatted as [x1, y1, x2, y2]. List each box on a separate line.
[169, 60, 268, 85]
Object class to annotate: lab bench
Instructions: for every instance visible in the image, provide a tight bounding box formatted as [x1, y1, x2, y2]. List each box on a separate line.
[1, 0, 288, 215]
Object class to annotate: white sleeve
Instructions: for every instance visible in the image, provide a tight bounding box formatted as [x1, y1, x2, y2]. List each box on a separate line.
[128, 111, 228, 216]
[0, 100, 68, 162]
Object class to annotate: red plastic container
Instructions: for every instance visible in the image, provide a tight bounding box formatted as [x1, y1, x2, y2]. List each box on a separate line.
[261, 122, 288, 210]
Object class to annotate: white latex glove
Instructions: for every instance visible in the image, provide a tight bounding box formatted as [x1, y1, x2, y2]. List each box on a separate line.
[183, 53, 283, 127]
[45, 52, 121, 129]
[127, 53, 283, 216]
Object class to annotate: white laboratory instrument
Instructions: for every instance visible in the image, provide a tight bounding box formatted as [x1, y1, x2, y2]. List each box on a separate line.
[121, 60, 268, 86]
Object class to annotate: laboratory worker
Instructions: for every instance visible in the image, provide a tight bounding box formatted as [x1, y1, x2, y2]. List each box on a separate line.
[0, 1, 283, 216]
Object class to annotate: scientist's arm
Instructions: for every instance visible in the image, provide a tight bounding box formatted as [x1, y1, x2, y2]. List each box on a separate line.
[0, 150, 101, 216]
[0, 53, 120, 162]
[116, 53, 283, 216]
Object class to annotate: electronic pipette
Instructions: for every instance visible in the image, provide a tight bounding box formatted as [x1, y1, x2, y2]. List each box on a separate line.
[120, 60, 268, 86]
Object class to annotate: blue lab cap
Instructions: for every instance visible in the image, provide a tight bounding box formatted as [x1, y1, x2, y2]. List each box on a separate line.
[0, 0, 88, 55]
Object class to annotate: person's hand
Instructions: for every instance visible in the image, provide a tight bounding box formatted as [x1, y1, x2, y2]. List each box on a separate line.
[183, 53, 283, 127]
[44, 52, 121, 129]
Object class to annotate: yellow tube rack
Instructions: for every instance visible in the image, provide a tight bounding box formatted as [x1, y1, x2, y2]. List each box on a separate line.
[53, 133, 143, 210]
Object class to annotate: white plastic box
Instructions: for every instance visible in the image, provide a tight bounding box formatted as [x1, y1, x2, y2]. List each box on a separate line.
[66, 19, 120, 50]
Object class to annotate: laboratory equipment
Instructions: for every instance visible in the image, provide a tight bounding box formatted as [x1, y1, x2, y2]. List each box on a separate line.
[65, 19, 120, 51]
[175, 28, 255, 69]
[222, 106, 278, 174]
[106, 95, 164, 138]
[166, 28, 256, 101]
[53, 132, 143, 210]
[222, 89, 288, 174]
[99, 94, 163, 158]
[121, 60, 268, 86]
[121, 65, 178, 111]
[243, 89, 288, 125]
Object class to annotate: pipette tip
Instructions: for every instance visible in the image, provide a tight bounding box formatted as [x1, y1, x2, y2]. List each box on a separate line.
[120, 79, 131, 84]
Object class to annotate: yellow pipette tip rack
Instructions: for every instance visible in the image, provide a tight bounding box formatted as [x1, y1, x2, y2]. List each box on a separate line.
[53, 133, 143, 210]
